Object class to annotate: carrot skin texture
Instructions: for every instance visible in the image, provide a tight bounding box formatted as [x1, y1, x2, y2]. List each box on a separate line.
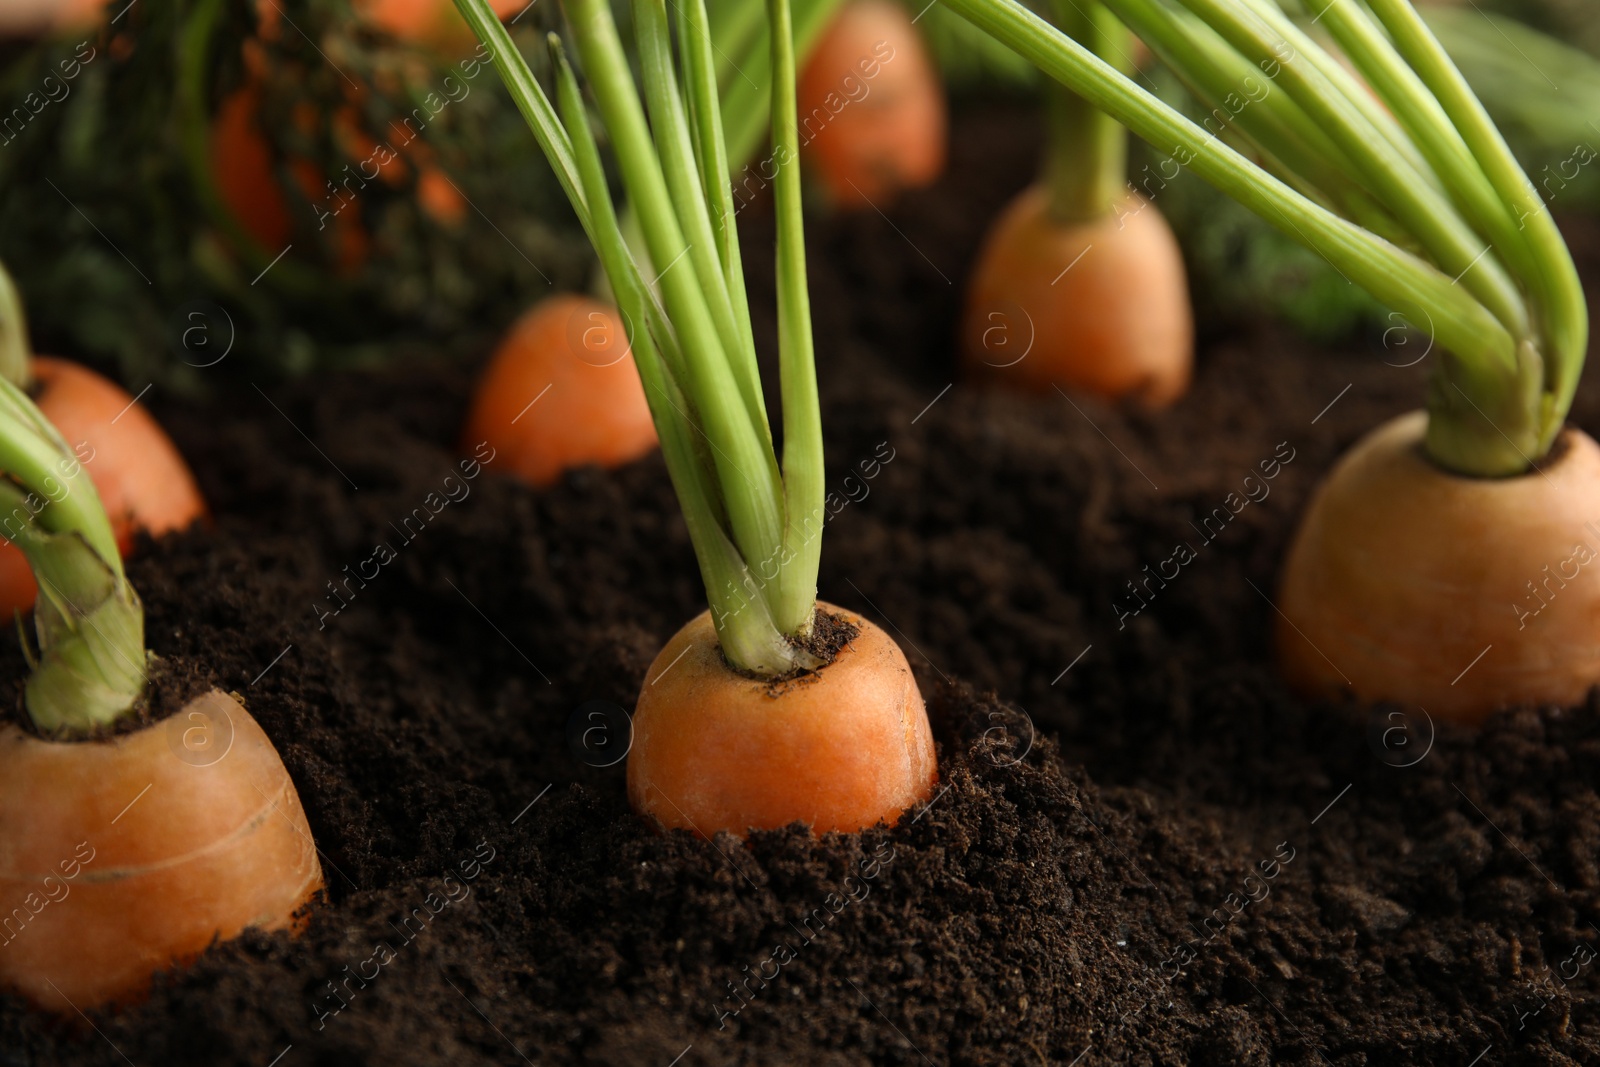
[628, 603, 937, 837]
[961, 186, 1192, 406]
[0, 356, 207, 616]
[1278, 411, 1600, 723]
[797, 0, 947, 207]
[461, 295, 658, 488]
[0, 690, 323, 1013]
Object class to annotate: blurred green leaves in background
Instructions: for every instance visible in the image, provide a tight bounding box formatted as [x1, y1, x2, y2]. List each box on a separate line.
[0, 0, 589, 393]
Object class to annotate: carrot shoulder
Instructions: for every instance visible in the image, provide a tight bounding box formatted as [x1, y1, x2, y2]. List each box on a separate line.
[1278, 412, 1600, 723]
[797, 0, 947, 207]
[0, 690, 322, 1012]
[629, 604, 936, 836]
[461, 295, 658, 488]
[962, 186, 1191, 405]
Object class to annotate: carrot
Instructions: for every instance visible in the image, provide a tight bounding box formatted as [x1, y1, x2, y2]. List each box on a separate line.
[960, 0, 1192, 406]
[0, 690, 322, 1013]
[630, 604, 936, 835]
[461, 295, 658, 487]
[209, 80, 372, 274]
[207, 15, 466, 275]
[962, 186, 1191, 404]
[1278, 413, 1600, 724]
[456, 0, 937, 834]
[796, 0, 946, 207]
[0, 279, 322, 1011]
[934, 0, 1590, 718]
[0, 272, 205, 618]
[210, 79, 298, 255]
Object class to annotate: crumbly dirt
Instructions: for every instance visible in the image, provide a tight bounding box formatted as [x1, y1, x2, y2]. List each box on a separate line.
[3, 103, 1600, 1067]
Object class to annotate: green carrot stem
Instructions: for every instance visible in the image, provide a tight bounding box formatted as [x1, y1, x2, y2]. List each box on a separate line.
[947, 0, 1586, 476]
[563, 0, 786, 588]
[1113, 0, 1371, 217]
[459, 0, 830, 674]
[942, 0, 1511, 366]
[550, 37, 802, 674]
[0, 262, 31, 389]
[1365, 0, 1587, 456]
[1170, 0, 1527, 340]
[0, 373, 147, 733]
[1043, 0, 1131, 224]
[767, 0, 825, 637]
[634, 0, 770, 443]
[1307, 0, 1537, 285]
[676, 0, 760, 377]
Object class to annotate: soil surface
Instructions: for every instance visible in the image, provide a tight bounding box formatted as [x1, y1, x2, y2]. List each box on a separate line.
[5, 103, 1600, 1067]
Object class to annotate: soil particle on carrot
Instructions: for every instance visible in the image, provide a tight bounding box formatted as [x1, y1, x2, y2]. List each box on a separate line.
[3, 105, 1600, 1065]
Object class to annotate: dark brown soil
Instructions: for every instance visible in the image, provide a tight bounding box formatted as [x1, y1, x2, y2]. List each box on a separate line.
[5, 104, 1600, 1067]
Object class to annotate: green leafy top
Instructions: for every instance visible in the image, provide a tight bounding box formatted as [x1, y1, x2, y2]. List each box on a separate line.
[943, 0, 1585, 477]
[0, 265, 146, 735]
[454, 0, 828, 676]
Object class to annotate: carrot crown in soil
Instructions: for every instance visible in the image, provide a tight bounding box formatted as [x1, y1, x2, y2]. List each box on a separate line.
[0, 264, 147, 734]
[453, 0, 826, 677]
[946, 0, 1585, 478]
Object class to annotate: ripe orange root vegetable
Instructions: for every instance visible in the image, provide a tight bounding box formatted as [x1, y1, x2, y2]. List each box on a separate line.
[0, 690, 323, 1013]
[0, 356, 207, 616]
[210, 81, 298, 255]
[796, 0, 947, 207]
[1277, 411, 1600, 724]
[960, 186, 1192, 406]
[628, 603, 938, 837]
[209, 37, 463, 272]
[461, 295, 658, 488]
[210, 83, 374, 274]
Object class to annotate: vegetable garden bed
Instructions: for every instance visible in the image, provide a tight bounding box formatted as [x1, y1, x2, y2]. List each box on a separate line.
[4, 103, 1598, 1066]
